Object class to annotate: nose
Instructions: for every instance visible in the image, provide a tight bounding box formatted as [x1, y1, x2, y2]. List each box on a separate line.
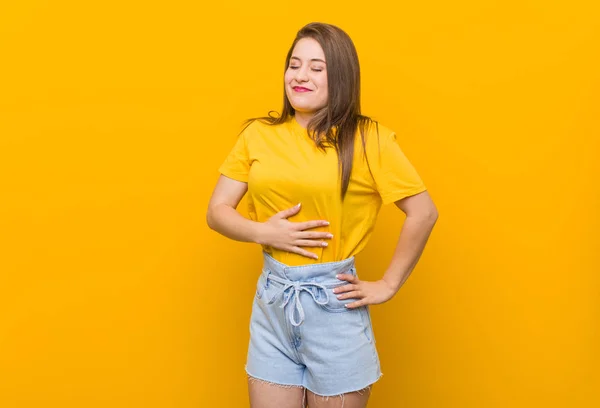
[294, 66, 309, 83]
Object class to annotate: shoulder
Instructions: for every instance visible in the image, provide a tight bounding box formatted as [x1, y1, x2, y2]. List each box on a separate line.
[355, 119, 397, 152]
[238, 118, 268, 136]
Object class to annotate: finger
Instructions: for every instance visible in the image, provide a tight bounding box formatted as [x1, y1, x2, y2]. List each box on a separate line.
[336, 273, 358, 283]
[276, 203, 302, 219]
[294, 239, 329, 248]
[295, 220, 330, 230]
[290, 246, 319, 260]
[296, 231, 334, 240]
[332, 284, 356, 294]
[336, 290, 362, 300]
[345, 299, 368, 309]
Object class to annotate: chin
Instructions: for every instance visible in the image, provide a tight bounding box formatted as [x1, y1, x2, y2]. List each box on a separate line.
[292, 105, 314, 113]
[291, 103, 324, 113]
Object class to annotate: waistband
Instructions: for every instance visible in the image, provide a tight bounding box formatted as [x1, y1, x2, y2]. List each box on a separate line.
[262, 251, 355, 282]
[260, 251, 357, 327]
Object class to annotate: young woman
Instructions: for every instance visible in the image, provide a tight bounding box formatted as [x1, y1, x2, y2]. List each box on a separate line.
[207, 22, 438, 408]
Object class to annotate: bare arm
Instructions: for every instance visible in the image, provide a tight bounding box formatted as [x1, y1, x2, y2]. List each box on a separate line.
[206, 175, 261, 243]
[206, 175, 333, 259]
[334, 190, 438, 307]
[382, 190, 438, 291]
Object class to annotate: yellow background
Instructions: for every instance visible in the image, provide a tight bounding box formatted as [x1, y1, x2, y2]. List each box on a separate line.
[1, 1, 598, 407]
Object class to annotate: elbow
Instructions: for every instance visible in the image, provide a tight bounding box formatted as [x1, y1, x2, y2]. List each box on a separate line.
[206, 202, 231, 231]
[417, 204, 438, 225]
[429, 204, 439, 220]
[427, 206, 439, 225]
[206, 206, 217, 231]
[406, 207, 438, 225]
[429, 209, 439, 225]
[427, 203, 439, 224]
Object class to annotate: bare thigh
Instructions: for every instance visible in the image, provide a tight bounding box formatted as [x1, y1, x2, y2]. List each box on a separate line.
[306, 386, 372, 408]
[248, 376, 307, 408]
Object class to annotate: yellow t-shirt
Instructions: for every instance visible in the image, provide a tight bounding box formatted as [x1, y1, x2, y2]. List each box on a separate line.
[218, 115, 427, 266]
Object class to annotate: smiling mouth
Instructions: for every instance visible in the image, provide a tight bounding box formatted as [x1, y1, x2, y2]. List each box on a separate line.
[293, 87, 312, 92]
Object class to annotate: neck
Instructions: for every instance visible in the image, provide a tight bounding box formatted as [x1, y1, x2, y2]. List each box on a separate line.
[293, 111, 315, 129]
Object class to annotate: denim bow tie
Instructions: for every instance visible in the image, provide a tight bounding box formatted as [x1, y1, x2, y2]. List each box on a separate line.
[263, 273, 330, 327]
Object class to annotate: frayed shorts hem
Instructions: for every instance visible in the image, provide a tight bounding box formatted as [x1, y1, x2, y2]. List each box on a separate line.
[245, 366, 304, 389]
[246, 366, 384, 397]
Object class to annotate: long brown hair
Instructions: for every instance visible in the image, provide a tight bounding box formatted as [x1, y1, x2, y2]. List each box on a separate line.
[244, 22, 378, 200]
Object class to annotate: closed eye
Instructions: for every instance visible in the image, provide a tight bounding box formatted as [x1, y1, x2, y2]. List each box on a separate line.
[288, 66, 324, 72]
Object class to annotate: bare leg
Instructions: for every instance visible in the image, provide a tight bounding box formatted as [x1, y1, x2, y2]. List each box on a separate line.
[248, 375, 307, 408]
[306, 385, 372, 408]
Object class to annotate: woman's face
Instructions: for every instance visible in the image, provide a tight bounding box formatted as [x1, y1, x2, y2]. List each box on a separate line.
[284, 37, 328, 115]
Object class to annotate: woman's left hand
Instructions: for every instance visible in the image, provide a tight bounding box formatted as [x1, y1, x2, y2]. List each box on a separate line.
[333, 274, 398, 309]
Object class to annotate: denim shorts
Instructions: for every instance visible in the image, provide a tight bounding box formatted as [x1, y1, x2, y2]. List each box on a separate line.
[245, 251, 382, 396]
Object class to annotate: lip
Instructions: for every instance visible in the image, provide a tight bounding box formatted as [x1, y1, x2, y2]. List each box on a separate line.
[293, 86, 312, 92]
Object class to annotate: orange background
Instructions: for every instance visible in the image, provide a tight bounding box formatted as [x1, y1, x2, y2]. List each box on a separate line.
[1, 1, 598, 407]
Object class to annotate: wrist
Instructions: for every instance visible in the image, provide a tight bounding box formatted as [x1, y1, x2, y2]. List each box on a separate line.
[250, 221, 268, 245]
[381, 275, 402, 293]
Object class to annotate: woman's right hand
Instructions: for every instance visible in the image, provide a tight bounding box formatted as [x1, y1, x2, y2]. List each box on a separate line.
[256, 203, 333, 259]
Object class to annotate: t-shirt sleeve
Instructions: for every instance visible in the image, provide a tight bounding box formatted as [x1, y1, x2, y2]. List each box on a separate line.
[370, 130, 427, 205]
[218, 124, 252, 183]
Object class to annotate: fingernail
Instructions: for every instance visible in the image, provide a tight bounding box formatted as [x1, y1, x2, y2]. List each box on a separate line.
[332, 289, 337, 293]
[335, 274, 340, 279]
[322, 242, 328, 247]
[296, 202, 301, 208]
[324, 221, 330, 225]
[336, 295, 342, 299]
[327, 234, 334, 238]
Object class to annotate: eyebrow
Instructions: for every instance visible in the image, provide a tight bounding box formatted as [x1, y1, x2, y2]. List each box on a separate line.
[290, 56, 326, 64]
